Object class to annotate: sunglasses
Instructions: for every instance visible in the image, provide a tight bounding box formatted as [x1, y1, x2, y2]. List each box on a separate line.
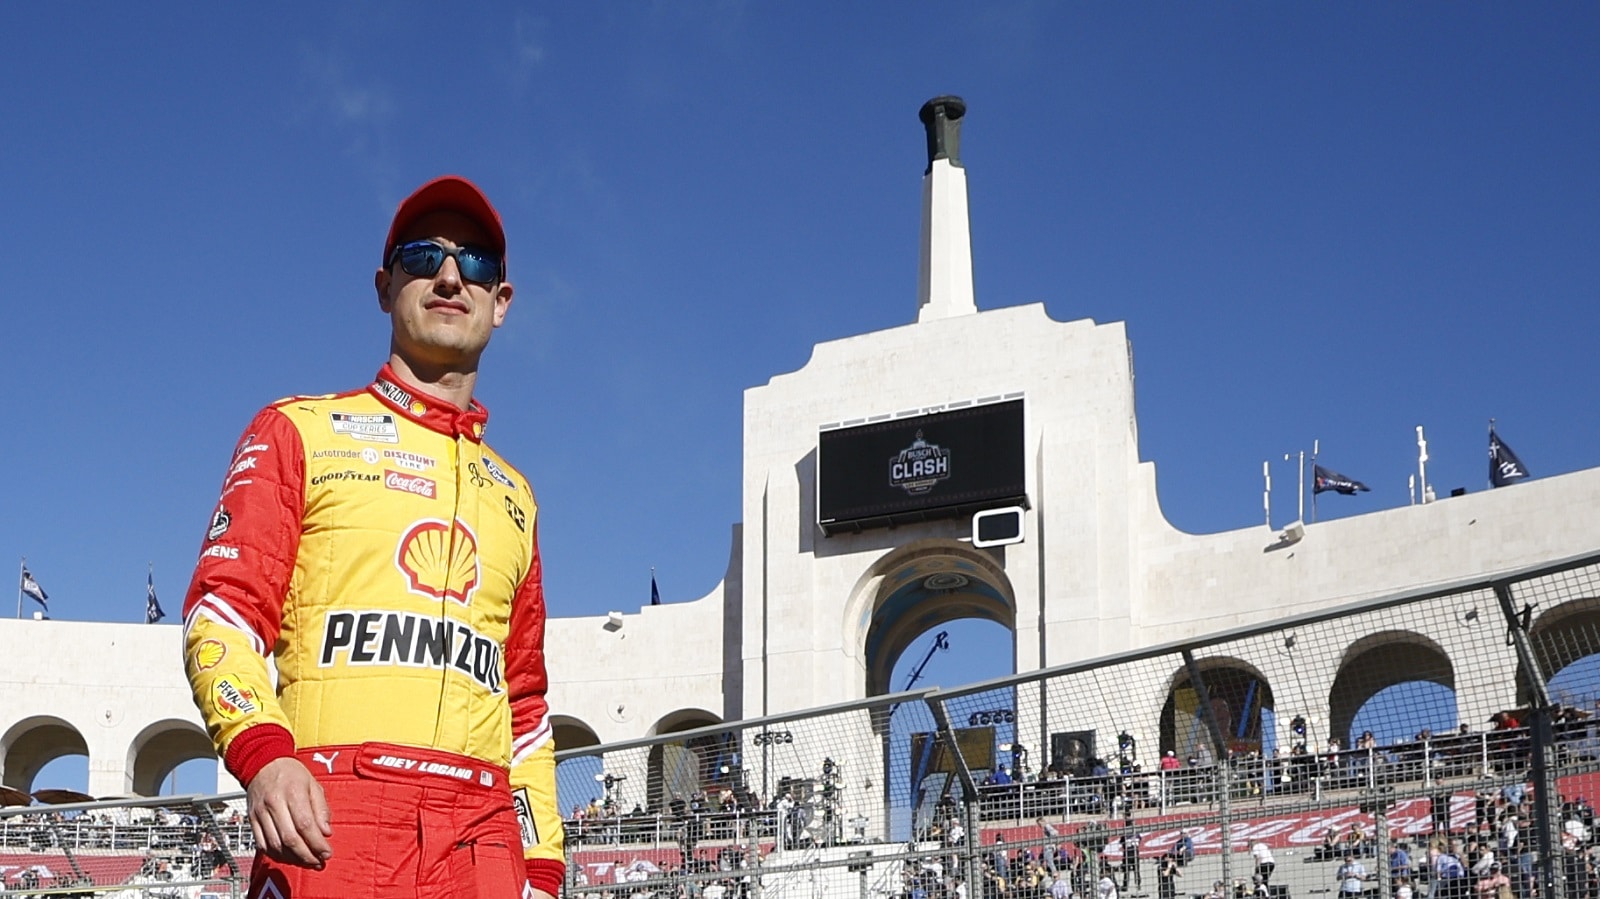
[387, 240, 504, 285]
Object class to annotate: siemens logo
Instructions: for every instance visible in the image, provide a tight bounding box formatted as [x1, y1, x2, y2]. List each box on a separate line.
[318, 610, 502, 694]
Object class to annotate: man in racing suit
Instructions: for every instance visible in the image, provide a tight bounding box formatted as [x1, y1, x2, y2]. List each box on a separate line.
[182, 175, 564, 899]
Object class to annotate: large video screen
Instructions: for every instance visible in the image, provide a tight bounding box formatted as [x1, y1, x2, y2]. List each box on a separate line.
[818, 398, 1026, 535]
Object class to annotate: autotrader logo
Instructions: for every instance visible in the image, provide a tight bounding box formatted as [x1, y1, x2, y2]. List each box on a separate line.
[889, 431, 951, 495]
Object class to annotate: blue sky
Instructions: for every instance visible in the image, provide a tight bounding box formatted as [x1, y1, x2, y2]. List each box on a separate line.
[5, 4, 1598, 793]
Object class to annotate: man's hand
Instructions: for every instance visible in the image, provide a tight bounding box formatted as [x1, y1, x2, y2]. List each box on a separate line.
[247, 757, 333, 868]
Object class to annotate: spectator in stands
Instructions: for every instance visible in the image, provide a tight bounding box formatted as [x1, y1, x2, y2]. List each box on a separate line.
[1317, 828, 1341, 861]
[1344, 824, 1369, 858]
[1250, 840, 1275, 885]
[1122, 831, 1142, 893]
[1468, 840, 1494, 877]
[1176, 831, 1195, 867]
[1097, 874, 1119, 899]
[1497, 817, 1518, 856]
[1391, 842, 1412, 883]
[1432, 843, 1467, 899]
[1473, 862, 1509, 899]
[948, 819, 966, 847]
[1156, 851, 1181, 899]
[1432, 792, 1454, 837]
[1353, 731, 1378, 779]
[1050, 872, 1072, 899]
[1395, 876, 1414, 899]
[1337, 854, 1369, 898]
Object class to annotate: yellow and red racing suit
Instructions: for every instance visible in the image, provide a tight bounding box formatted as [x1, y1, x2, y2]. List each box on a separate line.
[182, 366, 564, 894]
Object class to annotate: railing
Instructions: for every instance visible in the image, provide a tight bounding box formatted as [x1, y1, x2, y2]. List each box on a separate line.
[555, 550, 1600, 899]
[6, 552, 1600, 898]
[0, 794, 251, 898]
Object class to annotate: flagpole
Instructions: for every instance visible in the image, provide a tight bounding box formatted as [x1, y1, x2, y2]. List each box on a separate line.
[16, 557, 23, 620]
[1416, 426, 1431, 503]
[1263, 460, 1271, 529]
[1310, 439, 1319, 524]
[1488, 418, 1496, 490]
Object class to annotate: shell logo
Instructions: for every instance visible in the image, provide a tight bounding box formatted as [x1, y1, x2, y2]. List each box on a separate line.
[193, 639, 228, 671]
[395, 518, 480, 605]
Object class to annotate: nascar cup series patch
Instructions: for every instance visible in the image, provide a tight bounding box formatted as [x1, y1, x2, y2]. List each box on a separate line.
[212, 676, 261, 721]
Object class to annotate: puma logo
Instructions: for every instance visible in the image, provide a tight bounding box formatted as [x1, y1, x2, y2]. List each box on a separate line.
[311, 751, 340, 774]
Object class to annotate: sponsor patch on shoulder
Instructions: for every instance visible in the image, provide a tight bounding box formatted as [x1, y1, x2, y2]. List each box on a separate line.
[329, 411, 400, 444]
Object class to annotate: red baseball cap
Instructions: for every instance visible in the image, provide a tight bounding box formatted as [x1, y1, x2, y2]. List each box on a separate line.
[383, 175, 506, 270]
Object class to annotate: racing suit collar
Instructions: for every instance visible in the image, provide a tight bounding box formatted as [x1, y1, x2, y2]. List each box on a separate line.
[368, 365, 490, 441]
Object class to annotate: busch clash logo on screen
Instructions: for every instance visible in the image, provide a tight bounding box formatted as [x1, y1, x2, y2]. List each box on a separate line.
[889, 430, 951, 495]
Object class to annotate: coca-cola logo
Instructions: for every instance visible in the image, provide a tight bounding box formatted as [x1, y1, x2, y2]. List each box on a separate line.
[384, 470, 437, 499]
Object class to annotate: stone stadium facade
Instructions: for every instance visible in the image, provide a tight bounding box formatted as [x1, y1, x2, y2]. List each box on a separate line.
[4, 97, 1599, 798]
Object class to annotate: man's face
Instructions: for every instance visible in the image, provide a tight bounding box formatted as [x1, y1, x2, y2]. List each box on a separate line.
[375, 210, 513, 370]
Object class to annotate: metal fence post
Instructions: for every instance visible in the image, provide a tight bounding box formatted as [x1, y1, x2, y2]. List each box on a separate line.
[1494, 582, 1559, 899]
[927, 692, 984, 898]
[1182, 650, 1233, 890]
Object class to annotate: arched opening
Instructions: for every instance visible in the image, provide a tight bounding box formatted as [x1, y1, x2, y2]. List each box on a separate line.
[1328, 631, 1456, 748]
[127, 720, 215, 796]
[1159, 658, 1276, 758]
[552, 715, 601, 753]
[852, 542, 1017, 842]
[645, 709, 729, 814]
[2, 717, 88, 794]
[1527, 598, 1600, 708]
[858, 544, 1016, 699]
[552, 716, 604, 818]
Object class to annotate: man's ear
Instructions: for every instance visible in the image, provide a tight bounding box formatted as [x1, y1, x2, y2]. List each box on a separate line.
[491, 280, 514, 329]
[375, 268, 392, 312]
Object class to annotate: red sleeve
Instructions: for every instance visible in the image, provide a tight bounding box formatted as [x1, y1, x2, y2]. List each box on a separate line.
[181, 406, 304, 784]
[507, 520, 550, 759]
[506, 519, 564, 884]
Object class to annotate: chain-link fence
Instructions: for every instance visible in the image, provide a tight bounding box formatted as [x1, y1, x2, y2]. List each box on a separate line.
[6, 553, 1599, 898]
[556, 551, 1600, 899]
[0, 792, 250, 897]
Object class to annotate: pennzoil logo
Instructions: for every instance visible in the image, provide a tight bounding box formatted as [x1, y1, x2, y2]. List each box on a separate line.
[373, 378, 412, 409]
[212, 677, 260, 720]
[395, 519, 479, 605]
[889, 431, 951, 495]
[318, 609, 503, 694]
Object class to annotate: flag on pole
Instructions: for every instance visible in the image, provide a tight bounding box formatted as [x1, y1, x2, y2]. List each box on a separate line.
[146, 571, 166, 624]
[1489, 427, 1529, 488]
[650, 572, 661, 606]
[20, 567, 48, 612]
[1313, 464, 1370, 496]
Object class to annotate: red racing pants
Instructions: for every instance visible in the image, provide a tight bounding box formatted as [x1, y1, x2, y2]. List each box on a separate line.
[248, 743, 529, 899]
